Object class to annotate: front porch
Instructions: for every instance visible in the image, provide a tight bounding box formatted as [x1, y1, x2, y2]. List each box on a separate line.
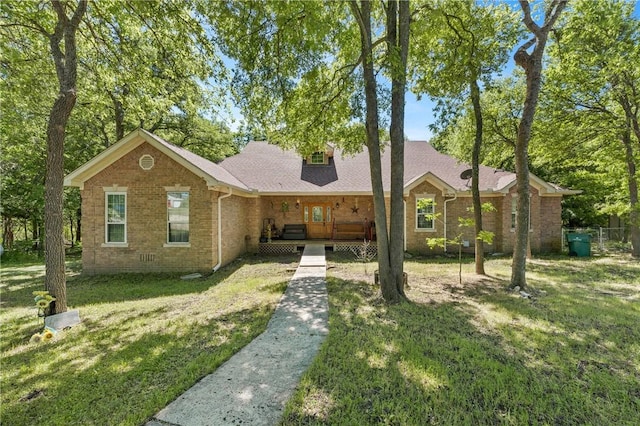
[258, 239, 377, 256]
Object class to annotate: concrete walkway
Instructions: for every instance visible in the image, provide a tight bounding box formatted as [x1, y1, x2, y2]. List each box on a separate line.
[147, 244, 328, 426]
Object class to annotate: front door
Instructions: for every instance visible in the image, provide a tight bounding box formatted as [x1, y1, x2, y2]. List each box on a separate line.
[303, 203, 332, 239]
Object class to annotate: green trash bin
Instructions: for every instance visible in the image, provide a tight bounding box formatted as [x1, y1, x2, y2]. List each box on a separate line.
[566, 233, 591, 257]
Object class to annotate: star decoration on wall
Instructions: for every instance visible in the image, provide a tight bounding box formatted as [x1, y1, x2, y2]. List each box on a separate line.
[351, 206, 359, 214]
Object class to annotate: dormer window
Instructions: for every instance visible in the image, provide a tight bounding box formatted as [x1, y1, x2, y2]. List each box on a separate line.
[310, 152, 325, 164]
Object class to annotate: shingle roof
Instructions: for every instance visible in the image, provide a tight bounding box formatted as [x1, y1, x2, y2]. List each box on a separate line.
[141, 130, 249, 191]
[218, 141, 523, 194]
[218, 142, 373, 193]
[401, 141, 515, 192]
[66, 129, 576, 196]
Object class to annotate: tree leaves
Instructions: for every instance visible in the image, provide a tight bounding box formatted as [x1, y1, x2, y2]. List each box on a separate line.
[1, 0, 237, 238]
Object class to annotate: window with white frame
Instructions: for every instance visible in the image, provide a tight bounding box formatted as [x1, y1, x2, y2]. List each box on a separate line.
[105, 192, 127, 243]
[167, 192, 190, 243]
[511, 196, 532, 231]
[416, 196, 435, 230]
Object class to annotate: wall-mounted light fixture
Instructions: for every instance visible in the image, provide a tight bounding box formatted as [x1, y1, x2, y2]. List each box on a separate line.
[295, 198, 300, 209]
[335, 202, 340, 209]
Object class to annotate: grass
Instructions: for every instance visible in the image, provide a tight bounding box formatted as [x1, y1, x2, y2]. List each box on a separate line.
[0, 254, 298, 426]
[281, 253, 640, 425]
[2, 252, 638, 425]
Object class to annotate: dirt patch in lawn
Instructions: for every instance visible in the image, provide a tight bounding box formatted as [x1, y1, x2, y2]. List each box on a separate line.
[326, 258, 507, 306]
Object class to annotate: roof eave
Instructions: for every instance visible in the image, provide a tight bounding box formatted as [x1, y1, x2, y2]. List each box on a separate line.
[209, 184, 258, 197]
[403, 172, 457, 196]
[541, 189, 583, 196]
[256, 190, 379, 196]
[64, 129, 147, 189]
[64, 128, 252, 193]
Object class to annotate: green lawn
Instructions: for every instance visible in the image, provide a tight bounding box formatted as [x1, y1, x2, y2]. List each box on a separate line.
[281, 253, 640, 425]
[0, 255, 296, 425]
[1, 253, 638, 425]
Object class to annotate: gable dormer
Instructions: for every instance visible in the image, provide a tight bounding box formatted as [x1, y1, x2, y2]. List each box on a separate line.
[305, 145, 334, 165]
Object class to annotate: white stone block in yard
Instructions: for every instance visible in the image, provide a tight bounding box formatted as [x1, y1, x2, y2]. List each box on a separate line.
[45, 309, 81, 331]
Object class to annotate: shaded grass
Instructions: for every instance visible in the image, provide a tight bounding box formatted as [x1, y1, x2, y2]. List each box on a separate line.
[0, 255, 298, 426]
[282, 253, 640, 425]
[3, 251, 637, 425]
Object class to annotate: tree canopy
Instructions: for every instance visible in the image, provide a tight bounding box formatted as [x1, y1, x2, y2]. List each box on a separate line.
[543, 0, 640, 255]
[1, 0, 238, 245]
[411, 0, 520, 275]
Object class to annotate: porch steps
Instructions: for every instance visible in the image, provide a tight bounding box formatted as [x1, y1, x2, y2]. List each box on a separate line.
[299, 244, 327, 268]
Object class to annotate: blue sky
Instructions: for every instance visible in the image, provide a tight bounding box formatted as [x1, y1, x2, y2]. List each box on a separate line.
[404, 91, 436, 142]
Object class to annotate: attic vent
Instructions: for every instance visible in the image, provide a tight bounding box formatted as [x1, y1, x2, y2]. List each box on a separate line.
[139, 155, 155, 170]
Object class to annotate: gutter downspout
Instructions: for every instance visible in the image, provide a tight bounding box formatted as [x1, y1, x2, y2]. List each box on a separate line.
[213, 188, 233, 272]
[443, 193, 457, 253]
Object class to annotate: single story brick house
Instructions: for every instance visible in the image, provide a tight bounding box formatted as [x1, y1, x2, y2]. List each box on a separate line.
[64, 128, 578, 274]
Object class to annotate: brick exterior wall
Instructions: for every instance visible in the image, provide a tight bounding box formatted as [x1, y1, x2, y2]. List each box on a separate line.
[497, 187, 563, 255]
[219, 194, 256, 264]
[405, 182, 562, 255]
[80, 142, 565, 273]
[405, 182, 497, 254]
[539, 196, 563, 252]
[243, 197, 262, 253]
[405, 181, 446, 253]
[81, 143, 218, 274]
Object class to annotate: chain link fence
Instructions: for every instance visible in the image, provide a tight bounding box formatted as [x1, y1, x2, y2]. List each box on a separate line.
[562, 227, 629, 253]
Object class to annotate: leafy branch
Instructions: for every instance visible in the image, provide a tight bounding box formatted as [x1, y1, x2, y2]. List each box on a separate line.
[425, 202, 496, 284]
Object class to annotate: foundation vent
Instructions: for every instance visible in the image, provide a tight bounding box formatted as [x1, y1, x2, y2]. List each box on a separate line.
[139, 253, 156, 262]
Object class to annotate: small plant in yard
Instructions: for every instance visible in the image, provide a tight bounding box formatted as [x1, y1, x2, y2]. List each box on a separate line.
[350, 239, 376, 274]
[29, 327, 57, 344]
[425, 203, 495, 284]
[30, 291, 57, 343]
[33, 290, 55, 317]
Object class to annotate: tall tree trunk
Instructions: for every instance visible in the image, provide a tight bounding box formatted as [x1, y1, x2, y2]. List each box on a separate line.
[352, 0, 391, 299]
[470, 78, 485, 275]
[619, 96, 640, 257]
[350, 0, 406, 303]
[109, 91, 125, 141]
[32, 217, 39, 249]
[511, 0, 566, 290]
[45, 89, 73, 313]
[387, 0, 410, 299]
[32, 218, 37, 240]
[3, 217, 14, 249]
[69, 216, 75, 247]
[621, 126, 640, 257]
[76, 207, 82, 243]
[38, 221, 45, 252]
[511, 55, 537, 288]
[44, 0, 87, 315]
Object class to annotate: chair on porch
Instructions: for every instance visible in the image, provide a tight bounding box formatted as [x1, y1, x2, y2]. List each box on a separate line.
[282, 224, 307, 240]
